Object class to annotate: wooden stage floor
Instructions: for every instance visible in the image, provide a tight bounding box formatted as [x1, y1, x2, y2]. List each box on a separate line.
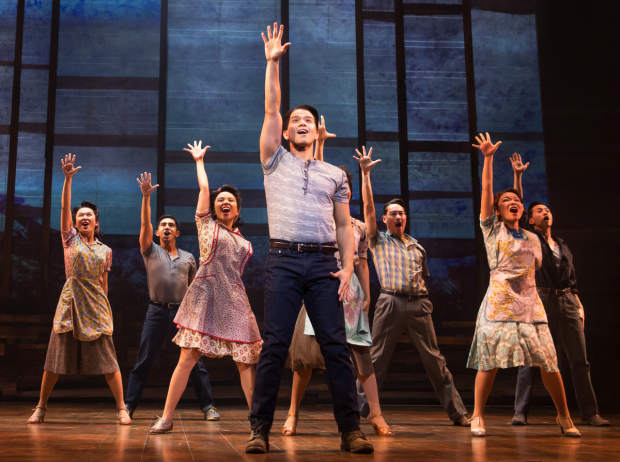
[0, 403, 618, 461]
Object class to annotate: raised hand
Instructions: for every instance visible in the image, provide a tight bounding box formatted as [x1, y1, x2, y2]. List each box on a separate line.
[137, 172, 159, 196]
[318, 115, 336, 142]
[262, 23, 291, 62]
[183, 140, 210, 162]
[510, 152, 529, 175]
[354, 146, 381, 173]
[472, 132, 502, 158]
[61, 153, 81, 178]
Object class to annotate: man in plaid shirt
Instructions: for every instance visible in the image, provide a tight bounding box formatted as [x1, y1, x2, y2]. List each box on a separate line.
[354, 146, 471, 426]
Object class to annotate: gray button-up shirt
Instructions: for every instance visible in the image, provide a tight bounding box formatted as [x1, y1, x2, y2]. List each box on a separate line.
[142, 242, 197, 303]
[262, 145, 349, 243]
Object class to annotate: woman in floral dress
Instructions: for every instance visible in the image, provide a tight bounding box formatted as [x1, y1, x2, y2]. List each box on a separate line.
[28, 154, 130, 425]
[150, 141, 262, 433]
[467, 133, 579, 437]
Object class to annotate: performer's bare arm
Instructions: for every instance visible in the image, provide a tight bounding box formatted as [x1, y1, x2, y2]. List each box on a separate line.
[314, 115, 336, 162]
[354, 146, 381, 238]
[332, 202, 355, 302]
[136, 172, 159, 254]
[184, 141, 211, 212]
[101, 272, 109, 297]
[510, 152, 529, 200]
[473, 133, 502, 220]
[260, 23, 290, 164]
[357, 257, 371, 314]
[60, 154, 81, 233]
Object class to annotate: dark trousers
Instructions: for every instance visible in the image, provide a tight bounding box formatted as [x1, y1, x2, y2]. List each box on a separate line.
[515, 292, 598, 416]
[357, 294, 467, 420]
[250, 248, 360, 433]
[125, 304, 215, 413]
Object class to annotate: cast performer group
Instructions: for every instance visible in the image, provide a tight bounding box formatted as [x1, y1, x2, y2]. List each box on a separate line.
[26, 23, 609, 453]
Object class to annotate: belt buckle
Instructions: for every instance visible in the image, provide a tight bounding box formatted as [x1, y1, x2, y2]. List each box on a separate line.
[408, 293, 415, 300]
[297, 243, 303, 253]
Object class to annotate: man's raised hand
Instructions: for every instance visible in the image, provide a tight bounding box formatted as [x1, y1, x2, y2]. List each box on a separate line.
[472, 132, 502, 158]
[61, 154, 81, 178]
[183, 140, 210, 162]
[262, 23, 290, 62]
[354, 146, 381, 173]
[318, 115, 336, 142]
[510, 152, 529, 175]
[137, 172, 159, 196]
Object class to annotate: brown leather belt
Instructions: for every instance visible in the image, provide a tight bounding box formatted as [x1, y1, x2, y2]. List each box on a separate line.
[150, 300, 181, 309]
[537, 287, 572, 296]
[380, 288, 428, 300]
[269, 240, 338, 254]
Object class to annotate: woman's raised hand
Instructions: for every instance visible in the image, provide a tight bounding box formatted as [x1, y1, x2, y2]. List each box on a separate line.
[183, 141, 210, 162]
[510, 152, 529, 174]
[318, 115, 336, 142]
[354, 146, 381, 173]
[61, 154, 81, 178]
[472, 132, 502, 158]
[262, 23, 291, 62]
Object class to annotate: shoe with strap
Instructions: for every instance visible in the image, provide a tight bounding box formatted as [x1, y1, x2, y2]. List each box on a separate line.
[204, 407, 221, 421]
[117, 408, 131, 425]
[282, 413, 299, 436]
[340, 429, 374, 453]
[368, 413, 394, 436]
[149, 416, 173, 433]
[557, 416, 581, 437]
[28, 406, 47, 424]
[245, 425, 270, 453]
[470, 416, 486, 437]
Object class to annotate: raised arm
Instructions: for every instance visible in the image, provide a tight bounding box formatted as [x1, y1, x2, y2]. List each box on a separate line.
[260, 23, 290, 164]
[354, 146, 381, 237]
[184, 141, 211, 212]
[60, 154, 81, 233]
[472, 133, 502, 220]
[137, 172, 159, 253]
[510, 152, 529, 200]
[314, 115, 336, 162]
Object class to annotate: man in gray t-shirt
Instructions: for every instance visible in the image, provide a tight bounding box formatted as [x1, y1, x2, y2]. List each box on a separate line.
[124, 172, 218, 421]
[246, 23, 373, 455]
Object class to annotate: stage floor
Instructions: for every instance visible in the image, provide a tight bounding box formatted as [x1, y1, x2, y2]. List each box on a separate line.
[0, 403, 618, 461]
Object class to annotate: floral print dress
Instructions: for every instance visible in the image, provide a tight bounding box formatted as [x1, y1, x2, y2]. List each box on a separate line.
[467, 214, 558, 372]
[173, 211, 262, 364]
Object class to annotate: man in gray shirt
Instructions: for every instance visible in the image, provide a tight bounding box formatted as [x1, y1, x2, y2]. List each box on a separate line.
[245, 24, 372, 455]
[124, 172, 219, 421]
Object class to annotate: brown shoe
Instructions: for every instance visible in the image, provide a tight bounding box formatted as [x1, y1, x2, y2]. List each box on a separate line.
[581, 414, 610, 426]
[245, 427, 269, 453]
[454, 414, 472, 427]
[511, 412, 527, 425]
[340, 430, 374, 454]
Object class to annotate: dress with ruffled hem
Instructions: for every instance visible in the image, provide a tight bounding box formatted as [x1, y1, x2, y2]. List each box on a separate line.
[173, 327, 262, 364]
[467, 296, 558, 372]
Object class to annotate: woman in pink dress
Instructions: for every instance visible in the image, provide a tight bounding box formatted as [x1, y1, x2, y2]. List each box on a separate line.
[150, 141, 262, 433]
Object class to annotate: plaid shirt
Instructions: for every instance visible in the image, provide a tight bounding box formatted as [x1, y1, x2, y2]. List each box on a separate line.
[368, 231, 429, 294]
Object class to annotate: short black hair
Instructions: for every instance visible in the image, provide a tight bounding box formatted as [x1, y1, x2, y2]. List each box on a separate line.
[338, 166, 353, 196]
[527, 201, 547, 217]
[156, 215, 180, 230]
[210, 184, 244, 229]
[283, 104, 319, 130]
[383, 198, 405, 216]
[72, 200, 103, 238]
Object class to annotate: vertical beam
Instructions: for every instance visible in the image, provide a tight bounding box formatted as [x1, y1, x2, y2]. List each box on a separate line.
[355, 0, 366, 217]
[156, 0, 169, 221]
[0, 0, 26, 310]
[40, 0, 61, 313]
[393, 0, 410, 234]
[462, 0, 486, 301]
[280, 0, 290, 150]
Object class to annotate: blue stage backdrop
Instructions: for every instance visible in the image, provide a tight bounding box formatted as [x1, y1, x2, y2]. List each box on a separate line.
[0, 0, 547, 401]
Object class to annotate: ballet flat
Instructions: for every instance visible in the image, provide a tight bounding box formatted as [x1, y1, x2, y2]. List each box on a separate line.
[117, 408, 132, 425]
[557, 416, 581, 437]
[150, 416, 173, 434]
[470, 417, 486, 437]
[282, 414, 299, 436]
[28, 406, 47, 424]
[368, 413, 394, 437]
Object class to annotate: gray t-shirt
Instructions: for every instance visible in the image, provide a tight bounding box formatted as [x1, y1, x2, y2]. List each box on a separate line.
[142, 242, 197, 303]
[262, 145, 349, 243]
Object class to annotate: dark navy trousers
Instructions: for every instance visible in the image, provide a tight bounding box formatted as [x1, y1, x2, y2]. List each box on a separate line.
[250, 248, 360, 433]
[125, 304, 215, 413]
